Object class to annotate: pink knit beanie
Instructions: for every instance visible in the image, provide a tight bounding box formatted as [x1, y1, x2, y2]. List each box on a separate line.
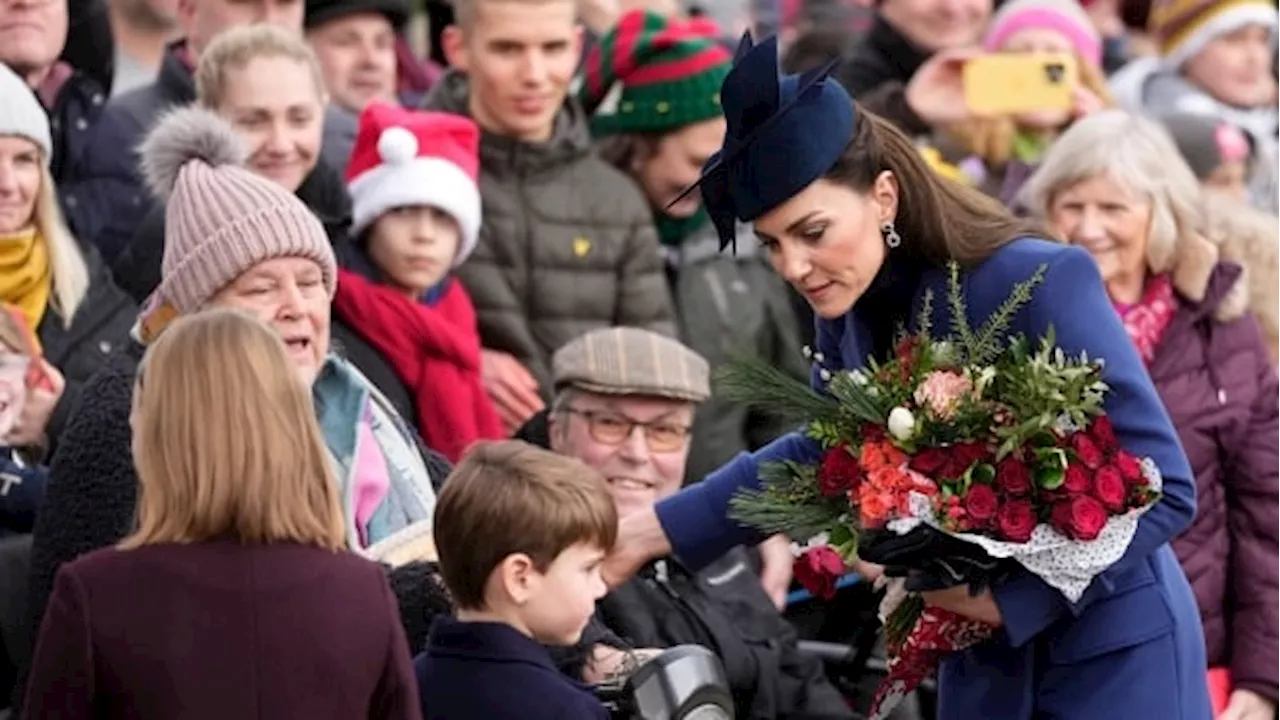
[984, 0, 1103, 67]
[137, 106, 337, 325]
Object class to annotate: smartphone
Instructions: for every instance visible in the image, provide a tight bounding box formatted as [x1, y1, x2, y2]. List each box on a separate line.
[962, 52, 1078, 116]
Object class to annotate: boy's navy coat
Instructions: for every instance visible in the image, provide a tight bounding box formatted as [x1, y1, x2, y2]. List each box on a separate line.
[415, 617, 608, 720]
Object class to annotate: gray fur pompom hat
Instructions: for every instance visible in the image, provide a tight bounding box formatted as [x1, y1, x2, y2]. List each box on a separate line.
[136, 106, 336, 339]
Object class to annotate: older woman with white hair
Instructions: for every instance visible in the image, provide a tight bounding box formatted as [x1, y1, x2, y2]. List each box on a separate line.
[1021, 109, 1279, 720]
[0, 65, 136, 455]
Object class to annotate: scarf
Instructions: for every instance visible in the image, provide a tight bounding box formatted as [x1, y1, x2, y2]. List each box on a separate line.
[0, 228, 52, 332]
[654, 207, 710, 247]
[332, 269, 504, 462]
[1113, 274, 1177, 365]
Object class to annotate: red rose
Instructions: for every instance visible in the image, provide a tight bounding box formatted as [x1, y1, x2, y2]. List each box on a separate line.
[1091, 465, 1128, 512]
[1063, 463, 1093, 494]
[909, 447, 949, 475]
[861, 424, 887, 444]
[1070, 433, 1104, 469]
[995, 457, 1033, 497]
[818, 445, 863, 497]
[793, 546, 846, 600]
[1114, 451, 1143, 485]
[962, 484, 999, 526]
[1089, 416, 1119, 451]
[941, 441, 990, 479]
[995, 499, 1036, 542]
[1050, 495, 1108, 541]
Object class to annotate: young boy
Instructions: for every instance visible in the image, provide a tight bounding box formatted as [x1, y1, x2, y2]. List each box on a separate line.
[415, 440, 616, 719]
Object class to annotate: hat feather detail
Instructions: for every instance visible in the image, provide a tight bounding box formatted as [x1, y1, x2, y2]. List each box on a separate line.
[139, 106, 249, 201]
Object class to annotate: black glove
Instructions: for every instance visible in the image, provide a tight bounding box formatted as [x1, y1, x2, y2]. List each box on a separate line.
[860, 525, 1006, 594]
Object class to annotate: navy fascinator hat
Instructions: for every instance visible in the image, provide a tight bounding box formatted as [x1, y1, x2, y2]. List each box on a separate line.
[668, 33, 856, 252]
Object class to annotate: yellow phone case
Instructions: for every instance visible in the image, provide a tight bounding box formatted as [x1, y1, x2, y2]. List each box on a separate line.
[962, 52, 1078, 116]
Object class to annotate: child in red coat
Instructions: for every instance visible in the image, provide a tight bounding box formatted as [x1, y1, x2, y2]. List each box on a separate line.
[335, 103, 503, 462]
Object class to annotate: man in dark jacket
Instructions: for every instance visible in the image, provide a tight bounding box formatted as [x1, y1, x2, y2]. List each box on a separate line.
[527, 327, 856, 720]
[833, 0, 992, 136]
[423, 0, 674, 435]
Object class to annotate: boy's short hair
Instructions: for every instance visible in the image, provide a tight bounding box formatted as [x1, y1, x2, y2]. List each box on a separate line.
[434, 440, 618, 609]
[449, 0, 573, 30]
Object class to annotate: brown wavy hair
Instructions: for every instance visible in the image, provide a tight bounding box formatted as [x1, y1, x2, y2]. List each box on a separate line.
[825, 106, 1044, 265]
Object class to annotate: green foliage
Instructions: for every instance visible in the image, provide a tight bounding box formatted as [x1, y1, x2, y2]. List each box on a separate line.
[715, 352, 840, 427]
[945, 261, 1048, 367]
[728, 461, 847, 539]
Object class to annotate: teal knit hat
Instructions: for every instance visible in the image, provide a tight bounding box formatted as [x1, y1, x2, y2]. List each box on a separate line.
[580, 11, 732, 137]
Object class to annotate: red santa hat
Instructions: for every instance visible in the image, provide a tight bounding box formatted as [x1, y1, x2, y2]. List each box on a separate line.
[346, 103, 482, 267]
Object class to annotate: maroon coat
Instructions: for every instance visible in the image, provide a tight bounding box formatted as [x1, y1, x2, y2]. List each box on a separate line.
[1153, 262, 1278, 702]
[23, 541, 423, 720]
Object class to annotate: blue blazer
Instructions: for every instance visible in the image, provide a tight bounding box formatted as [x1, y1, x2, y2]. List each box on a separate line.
[656, 239, 1211, 719]
[414, 617, 608, 720]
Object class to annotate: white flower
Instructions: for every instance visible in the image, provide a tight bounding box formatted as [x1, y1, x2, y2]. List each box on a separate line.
[846, 369, 869, 385]
[887, 407, 916, 441]
[791, 531, 831, 557]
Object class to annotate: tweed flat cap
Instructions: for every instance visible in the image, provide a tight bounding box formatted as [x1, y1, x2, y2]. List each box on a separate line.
[553, 328, 710, 403]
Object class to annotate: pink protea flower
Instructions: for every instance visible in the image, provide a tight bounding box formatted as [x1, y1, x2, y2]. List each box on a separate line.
[913, 370, 974, 420]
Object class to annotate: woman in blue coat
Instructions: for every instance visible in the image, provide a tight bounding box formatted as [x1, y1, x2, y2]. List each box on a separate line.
[602, 34, 1212, 720]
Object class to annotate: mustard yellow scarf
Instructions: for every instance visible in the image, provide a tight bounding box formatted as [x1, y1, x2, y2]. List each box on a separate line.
[0, 227, 52, 332]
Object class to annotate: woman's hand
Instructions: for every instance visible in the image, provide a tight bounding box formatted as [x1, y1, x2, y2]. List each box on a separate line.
[1070, 86, 1106, 120]
[1220, 689, 1276, 720]
[758, 534, 794, 610]
[602, 507, 672, 589]
[905, 47, 988, 127]
[920, 584, 1004, 626]
[6, 360, 64, 447]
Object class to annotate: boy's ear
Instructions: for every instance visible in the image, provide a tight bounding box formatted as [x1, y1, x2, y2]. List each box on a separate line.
[498, 552, 538, 605]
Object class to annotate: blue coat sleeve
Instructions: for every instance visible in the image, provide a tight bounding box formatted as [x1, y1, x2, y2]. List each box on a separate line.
[992, 247, 1198, 647]
[0, 451, 49, 534]
[654, 315, 841, 570]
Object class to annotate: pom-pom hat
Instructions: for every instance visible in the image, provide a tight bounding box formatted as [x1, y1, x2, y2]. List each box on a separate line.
[346, 102, 483, 267]
[670, 33, 854, 252]
[579, 10, 733, 136]
[1149, 0, 1278, 69]
[137, 106, 337, 322]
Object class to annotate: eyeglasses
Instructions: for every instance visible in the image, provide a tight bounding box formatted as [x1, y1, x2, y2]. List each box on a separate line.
[564, 408, 692, 453]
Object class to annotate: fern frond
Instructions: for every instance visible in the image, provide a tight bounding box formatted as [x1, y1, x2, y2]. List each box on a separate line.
[971, 263, 1048, 365]
[715, 352, 840, 426]
[946, 262, 979, 365]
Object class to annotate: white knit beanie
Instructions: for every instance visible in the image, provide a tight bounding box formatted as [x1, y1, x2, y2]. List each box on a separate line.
[0, 63, 52, 163]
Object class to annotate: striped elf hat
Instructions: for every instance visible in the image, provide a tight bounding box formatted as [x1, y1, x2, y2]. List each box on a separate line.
[1149, 0, 1277, 68]
[580, 10, 733, 136]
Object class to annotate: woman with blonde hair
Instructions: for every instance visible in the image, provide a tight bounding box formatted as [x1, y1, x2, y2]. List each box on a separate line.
[935, 0, 1112, 205]
[1022, 109, 1278, 720]
[0, 64, 135, 453]
[22, 308, 421, 720]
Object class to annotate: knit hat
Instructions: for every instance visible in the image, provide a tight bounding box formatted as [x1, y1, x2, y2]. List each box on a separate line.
[304, 0, 409, 30]
[346, 102, 482, 265]
[138, 107, 337, 323]
[0, 64, 52, 163]
[984, 0, 1103, 66]
[1160, 112, 1254, 178]
[1150, 0, 1278, 69]
[579, 10, 733, 136]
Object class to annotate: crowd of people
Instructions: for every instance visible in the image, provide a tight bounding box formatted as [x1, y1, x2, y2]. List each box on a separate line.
[0, 0, 1275, 717]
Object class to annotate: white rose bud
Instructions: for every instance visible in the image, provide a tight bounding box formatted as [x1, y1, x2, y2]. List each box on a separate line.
[847, 369, 868, 385]
[887, 407, 916, 441]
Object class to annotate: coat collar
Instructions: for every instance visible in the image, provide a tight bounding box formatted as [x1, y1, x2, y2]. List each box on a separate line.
[864, 15, 931, 84]
[427, 617, 563, 673]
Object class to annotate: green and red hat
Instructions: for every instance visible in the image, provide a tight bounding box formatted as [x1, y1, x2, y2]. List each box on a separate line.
[580, 11, 733, 137]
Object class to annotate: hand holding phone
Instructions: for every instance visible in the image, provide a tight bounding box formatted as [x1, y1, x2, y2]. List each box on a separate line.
[962, 52, 1079, 117]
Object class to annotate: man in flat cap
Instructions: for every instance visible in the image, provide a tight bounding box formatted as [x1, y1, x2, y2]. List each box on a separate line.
[531, 326, 854, 720]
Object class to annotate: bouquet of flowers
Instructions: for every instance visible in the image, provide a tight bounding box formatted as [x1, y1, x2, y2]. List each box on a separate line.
[719, 264, 1163, 719]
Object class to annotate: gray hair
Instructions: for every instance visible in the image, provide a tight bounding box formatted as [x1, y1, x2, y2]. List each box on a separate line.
[1019, 110, 1203, 275]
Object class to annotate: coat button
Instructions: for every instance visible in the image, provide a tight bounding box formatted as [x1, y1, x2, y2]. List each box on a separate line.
[65, 195, 77, 208]
[1217, 388, 1227, 405]
[75, 118, 88, 131]
[98, 341, 112, 354]
[92, 93, 103, 106]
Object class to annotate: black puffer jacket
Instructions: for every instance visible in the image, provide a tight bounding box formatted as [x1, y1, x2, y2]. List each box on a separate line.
[10, 341, 453, 712]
